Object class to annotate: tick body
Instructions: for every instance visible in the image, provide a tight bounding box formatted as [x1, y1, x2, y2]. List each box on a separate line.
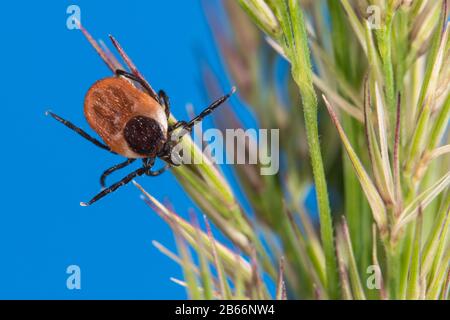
[48, 68, 235, 206]
[84, 76, 168, 159]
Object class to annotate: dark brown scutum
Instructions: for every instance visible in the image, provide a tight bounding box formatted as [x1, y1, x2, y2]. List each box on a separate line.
[123, 116, 165, 156]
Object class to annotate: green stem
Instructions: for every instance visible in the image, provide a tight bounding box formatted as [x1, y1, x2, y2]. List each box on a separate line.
[386, 242, 399, 299]
[302, 89, 338, 299]
[275, 0, 338, 299]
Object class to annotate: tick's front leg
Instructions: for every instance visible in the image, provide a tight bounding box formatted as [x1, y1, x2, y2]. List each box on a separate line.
[46, 111, 116, 154]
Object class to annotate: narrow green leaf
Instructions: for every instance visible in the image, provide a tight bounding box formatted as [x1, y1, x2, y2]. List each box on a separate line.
[395, 171, 450, 232]
[339, 0, 367, 53]
[191, 213, 214, 300]
[422, 193, 450, 276]
[323, 95, 388, 237]
[204, 215, 233, 299]
[173, 231, 202, 299]
[427, 93, 450, 151]
[374, 83, 395, 203]
[363, 79, 390, 203]
[152, 240, 200, 275]
[427, 249, 450, 299]
[406, 206, 423, 299]
[336, 241, 353, 300]
[342, 217, 367, 300]
[406, 7, 449, 171]
[236, 0, 281, 39]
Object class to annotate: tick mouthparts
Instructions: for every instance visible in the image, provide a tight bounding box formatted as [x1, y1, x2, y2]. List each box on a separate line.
[80, 201, 89, 207]
[230, 86, 237, 94]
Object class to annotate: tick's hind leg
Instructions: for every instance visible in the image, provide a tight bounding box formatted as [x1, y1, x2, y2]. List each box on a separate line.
[81, 167, 147, 206]
[146, 164, 171, 176]
[100, 158, 136, 188]
[142, 157, 172, 175]
[81, 161, 171, 206]
[46, 111, 116, 154]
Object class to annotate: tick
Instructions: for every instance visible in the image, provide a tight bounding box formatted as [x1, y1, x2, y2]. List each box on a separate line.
[47, 69, 235, 206]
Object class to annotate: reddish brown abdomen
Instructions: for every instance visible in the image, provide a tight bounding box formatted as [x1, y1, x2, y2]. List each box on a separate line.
[84, 77, 167, 158]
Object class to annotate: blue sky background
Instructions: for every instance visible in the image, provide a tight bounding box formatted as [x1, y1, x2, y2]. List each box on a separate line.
[0, 0, 246, 299]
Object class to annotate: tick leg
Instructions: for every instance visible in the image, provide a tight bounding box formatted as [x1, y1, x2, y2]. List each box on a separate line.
[115, 69, 160, 103]
[171, 87, 236, 132]
[46, 111, 116, 154]
[100, 158, 136, 188]
[146, 164, 171, 176]
[158, 90, 171, 118]
[81, 167, 147, 206]
[142, 157, 172, 175]
[169, 121, 188, 133]
[157, 141, 183, 167]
